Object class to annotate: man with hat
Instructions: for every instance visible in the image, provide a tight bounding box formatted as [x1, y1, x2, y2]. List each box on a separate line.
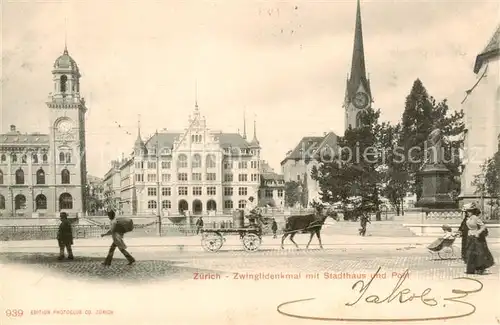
[57, 212, 74, 260]
[101, 210, 136, 266]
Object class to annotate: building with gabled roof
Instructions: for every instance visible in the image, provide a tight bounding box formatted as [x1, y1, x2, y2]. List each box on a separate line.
[281, 132, 339, 206]
[460, 23, 500, 205]
[117, 103, 266, 221]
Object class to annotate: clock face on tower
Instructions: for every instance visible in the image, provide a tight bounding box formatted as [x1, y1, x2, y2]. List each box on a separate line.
[57, 120, 74, 134]
[353, 92, 369, 109]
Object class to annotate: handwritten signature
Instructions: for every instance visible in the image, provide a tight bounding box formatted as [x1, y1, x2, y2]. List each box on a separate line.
[277, 267, 484, 322]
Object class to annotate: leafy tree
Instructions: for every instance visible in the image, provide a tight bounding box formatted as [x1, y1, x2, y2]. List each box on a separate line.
[473, 149, 500, 218]
[312, 107, 383, 213]
[86, 183, 103, 215]
[397, 79, 464, 201]
[284, 181, 302, 207]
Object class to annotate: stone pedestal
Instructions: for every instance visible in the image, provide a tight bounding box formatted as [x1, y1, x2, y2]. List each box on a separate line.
[415, 163, 457, 209]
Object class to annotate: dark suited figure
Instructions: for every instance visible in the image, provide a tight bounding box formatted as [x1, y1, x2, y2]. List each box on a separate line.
[271, 219, 278, 239]
[101, 210, 135, 266]
[196, 216, 204, 235]
[359, 214, 371, 236]
[458, 210, 469, 262]
[57, 212, 74, 260]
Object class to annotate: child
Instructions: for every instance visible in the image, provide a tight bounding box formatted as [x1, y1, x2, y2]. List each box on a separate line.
[427, 224, 458, 251]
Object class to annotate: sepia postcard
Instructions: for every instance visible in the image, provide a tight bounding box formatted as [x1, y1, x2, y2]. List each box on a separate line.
[1, 0, 499, 324]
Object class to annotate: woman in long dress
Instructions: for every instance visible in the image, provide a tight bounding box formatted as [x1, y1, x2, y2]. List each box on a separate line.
[458, 211, 469, 262]
[463, 203, 495, 275]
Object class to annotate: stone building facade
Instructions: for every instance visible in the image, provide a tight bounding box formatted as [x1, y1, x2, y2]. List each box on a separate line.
[0, 47, 88, 217]
[460, 24, 500, 204]
[117, 104, 262, 217]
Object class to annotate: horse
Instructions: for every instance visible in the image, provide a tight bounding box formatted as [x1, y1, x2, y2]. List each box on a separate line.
[281, 206, 337, 249]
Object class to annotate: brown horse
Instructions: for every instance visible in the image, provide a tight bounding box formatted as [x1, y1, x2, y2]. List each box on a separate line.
[281, 206, 337, 249]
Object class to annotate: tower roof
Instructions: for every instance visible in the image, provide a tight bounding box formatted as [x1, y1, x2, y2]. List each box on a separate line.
[346, 0, 371, 100]
[250, 118, 260, 147]
[53, 46, 79, 73]
[474, 23, 500, 73]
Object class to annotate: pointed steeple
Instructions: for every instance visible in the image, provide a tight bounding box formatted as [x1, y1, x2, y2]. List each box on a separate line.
[346, 0, 371, 100]
[242, 110, 247, 139]
[250, 115, 260, 147]
[134, 114, 147, 155]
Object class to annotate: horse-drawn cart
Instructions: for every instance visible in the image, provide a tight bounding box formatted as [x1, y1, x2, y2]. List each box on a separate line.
[200, 210, 270, 252]
[201, 226, 263, 252]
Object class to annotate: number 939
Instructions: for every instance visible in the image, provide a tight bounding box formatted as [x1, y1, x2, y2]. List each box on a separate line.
[5, 309, 24, 317]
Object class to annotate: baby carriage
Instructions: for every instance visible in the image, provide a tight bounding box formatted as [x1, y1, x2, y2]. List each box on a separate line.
[427, 225, 459, 260]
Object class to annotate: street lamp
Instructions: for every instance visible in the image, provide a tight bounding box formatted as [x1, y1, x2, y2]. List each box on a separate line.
[155, 130, 162, 236]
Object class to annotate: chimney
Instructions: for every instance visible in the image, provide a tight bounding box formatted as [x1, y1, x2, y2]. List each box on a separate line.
[10, 125, 16, 132]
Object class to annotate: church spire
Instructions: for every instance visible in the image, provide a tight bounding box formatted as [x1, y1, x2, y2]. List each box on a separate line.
[346, 0, 371, 100]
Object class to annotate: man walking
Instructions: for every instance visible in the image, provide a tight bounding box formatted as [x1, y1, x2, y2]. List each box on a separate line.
[195, 216, 204, 235]
[359, 213, 371, 236]
[101, 210, 135, 266]
[271, 218, 278, 239]
[57, 212, 74, 260]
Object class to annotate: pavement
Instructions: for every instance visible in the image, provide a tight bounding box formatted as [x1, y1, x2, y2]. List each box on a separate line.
[2, 233, 500, 252]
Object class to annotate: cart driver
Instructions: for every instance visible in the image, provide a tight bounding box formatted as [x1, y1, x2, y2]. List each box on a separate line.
[245, 196, 259, 224]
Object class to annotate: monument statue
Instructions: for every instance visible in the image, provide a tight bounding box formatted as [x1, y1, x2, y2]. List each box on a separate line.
[425, 128, 443, 165]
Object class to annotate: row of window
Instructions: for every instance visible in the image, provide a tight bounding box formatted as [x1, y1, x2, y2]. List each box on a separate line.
[133, 157, 260, 170]
[147, 186, 251, 197]
[134, 173, 260, 183]
[0, 153, 73, 164]
[0, 193, 73, 210]
[0, 168, 71, 185]
[145, 199, 247, 210]
[264, 189, 284, 198]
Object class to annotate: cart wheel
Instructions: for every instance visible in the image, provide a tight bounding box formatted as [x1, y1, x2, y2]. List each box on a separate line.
[201, 233, 224, 252]
[242, 233, 261, 252]
[438, 246, 455, 260]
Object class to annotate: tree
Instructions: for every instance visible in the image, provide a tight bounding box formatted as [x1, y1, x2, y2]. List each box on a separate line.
[284, 181, 302, 207]
[379, 123, 408, 215]
[312, 107, 384, 213]
[397, 79, 464, 201]
[86, 183, 103, 215]
[473, 149, 500, 218]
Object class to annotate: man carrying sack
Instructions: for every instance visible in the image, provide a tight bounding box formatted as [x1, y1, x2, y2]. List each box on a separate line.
[101, 210, 136, 266]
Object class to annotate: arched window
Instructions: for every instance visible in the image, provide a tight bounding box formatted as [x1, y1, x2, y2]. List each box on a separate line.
[207, 200, 217, 211]
[192, 154, 202, 168]
[224, 200, 233, 209]
[59, 152, 65, 163]
[59, 193, 73, 210]
[14, 194, 26, 210]
[177, 154, 188, 168]
[11, 153, 17, 163]
[0, 194, 5, 210]
[35, 194, 47, 210]
[42, 154, 48, 163]
[60, 75, 68, 93]
[148, 200, 157, 209]
[238, 200, 246, 209]
[355, 113, 363, 128]
[0, 169, 3, 185]
[21, 155, 27, 164]
[36, 168, 45, 185]
[206, 154, 216, 168]
[15, 168, 24, 184]
[32, 153, 38, 164]
[61, 169, 70, 184]
[1, 154, 6, 163]
[65, 152, 72, 163]
[162, 200, 171, 209]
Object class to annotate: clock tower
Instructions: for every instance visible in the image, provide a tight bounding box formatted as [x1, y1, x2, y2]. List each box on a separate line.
[343, 0, 372, 130]
[47, 45, 88, 214]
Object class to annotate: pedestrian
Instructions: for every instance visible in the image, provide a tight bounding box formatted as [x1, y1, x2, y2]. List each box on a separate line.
[359, 213, 370, 236]
[271, 218, 278, 239]
[462, 202, 495, 275]
[101, 210, 135, 266]
[196, 216, 204, 235]
[458, 208, 470, 262]
[57, 212, 74, 260]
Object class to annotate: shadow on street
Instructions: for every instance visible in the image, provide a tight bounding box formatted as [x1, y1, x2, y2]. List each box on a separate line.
[0, 252, 222, 283]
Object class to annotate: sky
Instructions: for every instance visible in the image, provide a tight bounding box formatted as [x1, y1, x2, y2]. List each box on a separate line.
[1, 0, 499, 178]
